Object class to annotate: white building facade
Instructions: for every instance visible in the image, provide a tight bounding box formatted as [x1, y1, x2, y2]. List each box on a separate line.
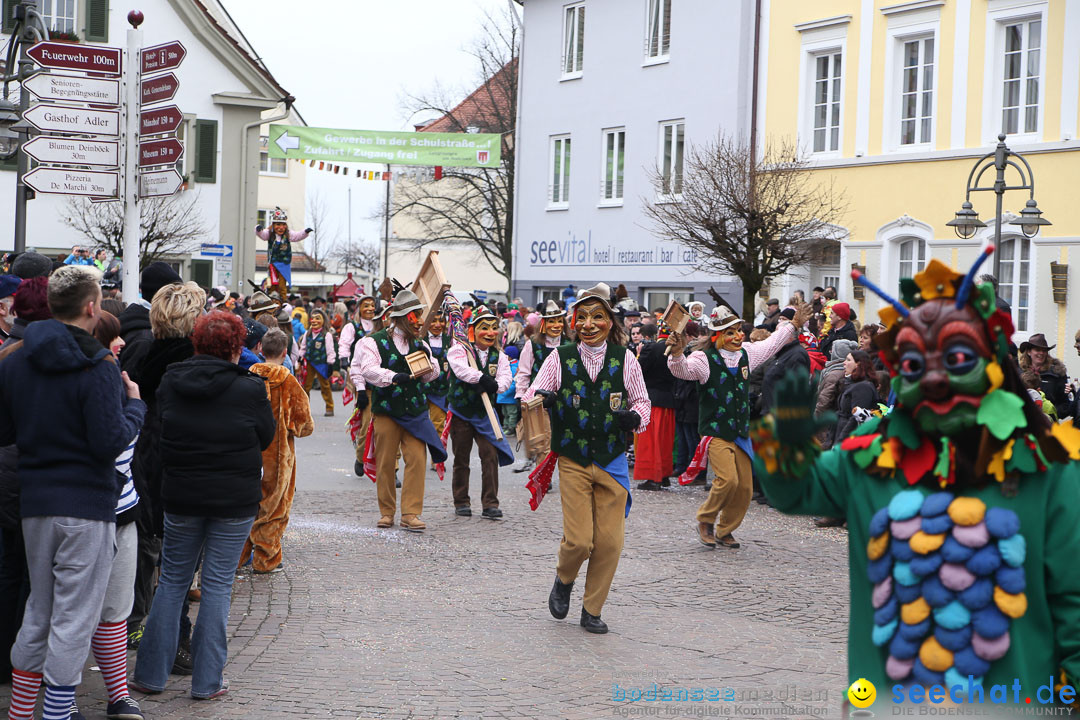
[0, 0, 291, 293]
[513, 0, 756, 309]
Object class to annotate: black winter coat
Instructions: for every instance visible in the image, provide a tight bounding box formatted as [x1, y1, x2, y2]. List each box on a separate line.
[157, 355, 274, 519]
[757, 339, 810, 415]
[819, 321, 858, 361]
[637, 340, 678, 409]
[118, 304, 153, 374]
[830, 377, 881, 447]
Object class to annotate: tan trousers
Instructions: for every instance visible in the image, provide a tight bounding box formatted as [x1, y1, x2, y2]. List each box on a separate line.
[353, 390, 373, 463]
[697, 437, 753, 537]
[303, 369, 334, 414]
[556, 457, 627, 616]
[428, 402, 447, 436]
[373, 414, 426, 518]
[518, 401, 551, 461]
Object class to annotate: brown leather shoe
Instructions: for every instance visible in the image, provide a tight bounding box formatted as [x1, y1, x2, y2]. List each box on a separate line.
[187, 588, 201, 602]
[717, 533, 740, 549]
[376, 515, 393, 528]
[697, 522, 716, 548]
[400, 515, 426, 533]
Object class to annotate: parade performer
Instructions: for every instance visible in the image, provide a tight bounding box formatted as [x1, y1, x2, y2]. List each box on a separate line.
[343, 295, 378, 475]
[299, 308, 336, 417]
[423, 310, 450, 436]
[255, 208, 311, 299]
[355, 290, 446, 532]
[665, 304, 803, 549]
[524, 283, 651, 634]
[447, 306, 515, 519]
[513, 300, 566, 472]
[753, 252, 1080, 700]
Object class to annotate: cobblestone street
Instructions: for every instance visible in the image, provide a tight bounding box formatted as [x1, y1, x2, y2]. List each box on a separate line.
[6, 396, 851, 719]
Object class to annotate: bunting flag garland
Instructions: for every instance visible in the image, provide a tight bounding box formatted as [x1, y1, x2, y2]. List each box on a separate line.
[291, 158, 436, 183]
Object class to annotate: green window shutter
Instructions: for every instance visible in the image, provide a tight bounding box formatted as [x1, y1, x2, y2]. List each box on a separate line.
[85, 0, 109, 42]
[2, 1, 15, 34]
[194, 119, 217, 183]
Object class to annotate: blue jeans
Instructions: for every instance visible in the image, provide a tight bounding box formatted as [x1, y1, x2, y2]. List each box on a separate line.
[673, 421, 700, 476]
[133, 513, 253, 698]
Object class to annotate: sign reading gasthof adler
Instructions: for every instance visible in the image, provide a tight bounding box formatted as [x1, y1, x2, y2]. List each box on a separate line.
[267, 124, 501, 168]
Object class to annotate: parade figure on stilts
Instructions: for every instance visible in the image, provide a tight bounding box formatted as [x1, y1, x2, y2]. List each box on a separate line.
[343, 294, 378, 476]
[446, 306, 515, 520]
[255, 207, 311, 299]
[524, 283, 651, 634]
[355, 290, 446, 532]
[753, 250, 1080, 703]
[513, 300, 566, 473]
[299, 308, 336, 417]
[665, 304, 805, 549]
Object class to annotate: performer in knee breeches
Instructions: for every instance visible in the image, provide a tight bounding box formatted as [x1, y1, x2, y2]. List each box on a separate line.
[447, 307, 515, 520]
[344, 295, 378, 474]
[514, 300, 566, 472]
[666, 304, 802, 549]
[525, 283, 650, 634]
[423, 310, 450, 437]
[355, 290, 446, 533]
[300, 309, 337, 417]
[255, 207, 310, 299]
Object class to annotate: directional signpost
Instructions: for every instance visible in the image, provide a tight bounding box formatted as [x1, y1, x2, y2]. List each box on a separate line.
[23, 104, 120, 136]
[138, 138, 183, 167]
[24, 167, 119, 197]
[139, 105, 183, 136]
[27, 41, 121, 75]
[140, 73, 178, 105]
[141, 41, 186, 74]
[200, 243, 233, 257]
[139, 168, 183, 198]
[24, 73, 120, 105]
[22, 137, 119, 167]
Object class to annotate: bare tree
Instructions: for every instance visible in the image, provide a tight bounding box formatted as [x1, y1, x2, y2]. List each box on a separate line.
[63, 192, 210, 269]
[392, 5, 518, 291]
[330, 239, 381, 276]
[304, 190, 336, 268]
[643, 135, 848, 318]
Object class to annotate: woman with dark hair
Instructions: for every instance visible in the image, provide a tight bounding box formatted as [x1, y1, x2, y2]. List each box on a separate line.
[829, 350, 881, 447]
[93, 310, 124, 358]
[132, 311, 274, 700]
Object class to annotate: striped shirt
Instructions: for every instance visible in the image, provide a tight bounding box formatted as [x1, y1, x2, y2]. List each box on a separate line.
[114, 434, 139, 516]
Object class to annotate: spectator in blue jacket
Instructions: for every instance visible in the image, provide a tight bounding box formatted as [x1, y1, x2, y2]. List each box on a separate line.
[0, 266, 145, 720]
[62, 245, 94, 266]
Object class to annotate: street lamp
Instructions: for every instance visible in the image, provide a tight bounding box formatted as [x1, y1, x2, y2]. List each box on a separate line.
[946, 133, 1051, 244]
[0, 98, 20, 159]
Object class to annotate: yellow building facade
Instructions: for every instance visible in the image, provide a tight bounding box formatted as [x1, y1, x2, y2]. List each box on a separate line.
[761, 0, 1080, 371]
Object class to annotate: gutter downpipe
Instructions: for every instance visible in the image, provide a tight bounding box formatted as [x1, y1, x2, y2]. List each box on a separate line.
[237, 95, 294, 293]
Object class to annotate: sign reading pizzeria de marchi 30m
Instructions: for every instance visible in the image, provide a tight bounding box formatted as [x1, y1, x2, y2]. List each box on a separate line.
[268, 124, 501, 168]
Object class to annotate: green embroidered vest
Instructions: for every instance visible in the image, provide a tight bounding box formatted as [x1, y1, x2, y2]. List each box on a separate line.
[448, 345, 498, 417]
[549, 343, 627, 468]
[268, 234, 291, 265]
[344, 320, 367, 358]
[369, 329, 428, 417]
[529, 340, 557, 381]
[304, 329, 329, 365]
[424, 335, 451, 398]
[697, 346, 750, 440]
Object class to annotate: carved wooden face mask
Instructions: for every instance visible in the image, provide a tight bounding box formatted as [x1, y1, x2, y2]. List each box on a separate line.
[574, 300, 612, 347]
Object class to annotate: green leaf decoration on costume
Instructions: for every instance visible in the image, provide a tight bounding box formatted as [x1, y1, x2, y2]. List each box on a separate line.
[973, 283, 997, 320]
[1030, 434, 1049, 468]
[1007, 440, 1037, 474]
[933, 438, 951, 479]
[886, 411, 921, 450]
[573, 379, 585, 391]
[853, 415, 883, 437]
[899, 277, 921, 308]
[976, 390, 1027, 440]
[853, 436, 883, 468]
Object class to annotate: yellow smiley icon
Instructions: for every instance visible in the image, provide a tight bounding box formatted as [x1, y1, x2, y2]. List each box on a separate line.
[848, 678, 876, 709]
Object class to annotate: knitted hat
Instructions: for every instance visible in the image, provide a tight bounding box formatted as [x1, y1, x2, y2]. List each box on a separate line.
[0, 275, 20, 299]
[140, 261, 182, 302]
[243, 318, 268, 349]
[10, 252, 52, 280]
[12, 277, 50, 322]
[504, 345, 520, 360]
[832, 302, 851, 321]
[780, 307, 796, 320]
[271, 207, 288, 222]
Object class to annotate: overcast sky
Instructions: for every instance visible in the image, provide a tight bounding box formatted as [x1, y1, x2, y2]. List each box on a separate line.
[220, 0, 514, 255]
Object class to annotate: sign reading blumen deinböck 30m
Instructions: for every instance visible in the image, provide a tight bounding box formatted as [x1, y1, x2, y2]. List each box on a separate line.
[267, 124, 502, 168]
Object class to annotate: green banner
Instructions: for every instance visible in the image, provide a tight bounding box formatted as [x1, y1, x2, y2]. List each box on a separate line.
[267, 124, 502, 168]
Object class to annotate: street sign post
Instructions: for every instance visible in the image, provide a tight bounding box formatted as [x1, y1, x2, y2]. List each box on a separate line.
[139, 105, 183, 136]
[140, 41, 186, 74]
[24, 167, 119, 197]
[200, 243, 234, 257]
[138, 137, 183, 167]
[24, 104, 120, 136]
[24, 73, 120, 105]
[138, 168, 183, 198]
[27, 41, 121, 75]
[140, 72, 178, 105]
[22, 136, 119, 167]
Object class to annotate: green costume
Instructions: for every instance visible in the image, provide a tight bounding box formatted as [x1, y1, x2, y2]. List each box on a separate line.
[549, 343, 627, 468]
[369, 329, 427, 417]
[529, 340, 557, 382]
[697, 346, 750, 441]
[424, 336, 450, 400]
[448, 346, 498, 417]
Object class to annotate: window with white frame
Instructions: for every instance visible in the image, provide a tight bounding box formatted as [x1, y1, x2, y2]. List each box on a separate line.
[899, 37, 934, 146]
[562, 3, 585, 78]
[549, 135, 571, 207]
[811, 52, 842, 153]
[897, 238, 927, 280]
[658, 120, 684, 197]
[259, 137, 288, 176]
[41, 0, 77, 34]
[996, 236, 1030, 332]
[257, 209, 274, 228]
[601, 128, 625, 203]
[1000, 18, 1041, 136]
[821, 275, 840, 291]
[644, 289, 692, 311]
[536, 288, 563, 306]
[645, 0, 671, 60]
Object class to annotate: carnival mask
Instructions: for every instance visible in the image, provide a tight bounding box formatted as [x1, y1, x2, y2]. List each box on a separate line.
[715, 326, 744, 352]
[474, 319, 499, 348]
[359, 298, 376, 320]
[428, 314, 446, 337]
[310, 313, 324, 331]
[402, 311, 423, 338]
[543, 317, 564, 338]
[574, 300, 612, 347]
